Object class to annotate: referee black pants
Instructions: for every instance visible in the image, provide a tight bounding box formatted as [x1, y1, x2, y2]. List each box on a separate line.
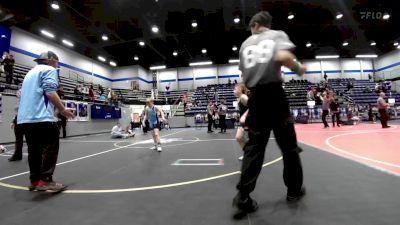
[20, 122, 60, 183]
[207, 114, 213, 132]
[237, 83, 303, 196]
[378, 108, 389, 128]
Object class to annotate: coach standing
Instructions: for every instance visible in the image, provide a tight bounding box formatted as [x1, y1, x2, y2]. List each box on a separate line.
[233, 11, 306, 218]
[18, 51, 74, 192]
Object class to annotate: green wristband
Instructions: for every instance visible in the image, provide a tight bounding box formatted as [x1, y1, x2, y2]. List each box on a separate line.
[293, 62, 301, 74]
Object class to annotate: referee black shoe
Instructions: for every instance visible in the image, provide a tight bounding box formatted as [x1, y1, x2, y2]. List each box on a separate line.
[232, 193, 258, 220]
[286, 187, 306, 202]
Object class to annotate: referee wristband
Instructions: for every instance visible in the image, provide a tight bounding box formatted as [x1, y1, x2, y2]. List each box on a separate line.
[293, 62, 302, 74]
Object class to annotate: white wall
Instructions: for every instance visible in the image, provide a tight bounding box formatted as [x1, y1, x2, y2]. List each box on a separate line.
[374, 50, 400, 80]
[177, 67, 194, 90]
[112, 65, 139, 89]
[158, 68, 178, 91]
[10, 27, 113, 87]
[138, 66, 152, 90]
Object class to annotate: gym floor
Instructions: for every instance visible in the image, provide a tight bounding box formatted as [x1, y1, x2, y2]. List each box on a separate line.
[0, 123, 399, 225]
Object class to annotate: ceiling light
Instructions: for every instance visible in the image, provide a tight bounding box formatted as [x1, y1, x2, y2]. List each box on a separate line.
[191, 21, 198, 28]
[134, 56, 139, 61]
[336, 13, 343, 19]
[101, 34, 108, 41]
[383, 13, 390, 20]
[393, 42, 399, 46]
[62, 39, 74, 47]
[355, 54, 378, 58]
[98, 56, 106, 62]
[109, 61, 117, 67]
[201, 48, 207, 54]
[342, 41, 349, 46]
[397, 45, 400, 49]
[232, 46, 238, 51]
[139, 41, 145, 46]
[315, 55, 340, 59]
[150, 65, 166, 70]
[234, 17, 240, 23]
[288, 13, 294, 20]
[51, 1, 60, 10]
[41, 30, 55, 38]
[189, 61, 213, 67]
[151, 26, 159, 33]
[173, 51, 178, 56]
[229, 59, 239, 64]
[370, 41, 376, 46]
[306, 42, 312, 48]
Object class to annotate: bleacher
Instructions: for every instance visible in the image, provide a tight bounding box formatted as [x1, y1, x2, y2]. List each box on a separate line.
[285, 80, 311, 107]
[185, 84, 237, 116]
[1, 63, 190, 106]
[329, 78, 400, 106]
[0, 63, 110, 104]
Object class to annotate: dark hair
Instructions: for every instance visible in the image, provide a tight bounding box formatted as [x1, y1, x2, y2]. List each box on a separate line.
[249, 11, 272, 28]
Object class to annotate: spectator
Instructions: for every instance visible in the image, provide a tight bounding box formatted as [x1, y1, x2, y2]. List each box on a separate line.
[307, 89, 315, 101]
[368, 74, 373, 81]
[207, 100, 215, 133]
[57, 84, 65, 100]
[228, 78, 232, 86]
[98, 84, 104, 96]
[57, 111, 67, 138]
[2, 53, 15, 84]
[218, 99, 227, 133]
[330, 97, 341, 127]
[9, 89, 23, 162]
[89, 84, 95, 102]
[323, 73, 327, 81]
[74, 84, 82, 101]
[182, 92, 188, 111]
[234, 79, 238, 85]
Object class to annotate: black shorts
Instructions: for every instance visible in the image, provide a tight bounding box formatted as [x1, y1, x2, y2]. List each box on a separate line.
[148, 123, 161, 131]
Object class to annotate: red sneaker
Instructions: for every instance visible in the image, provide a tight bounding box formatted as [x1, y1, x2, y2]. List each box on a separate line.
[28, 181, 40, 191]
[36, 180, 68, 193]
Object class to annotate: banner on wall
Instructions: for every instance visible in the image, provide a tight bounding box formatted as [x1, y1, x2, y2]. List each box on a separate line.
[65, 101, 89, 121]
[78, 103, 89, 121]
[0, 94, 2, 122]
[91, 104, 122, 119]
[131, 81, 140, 90]
[66, 101, 78, 121]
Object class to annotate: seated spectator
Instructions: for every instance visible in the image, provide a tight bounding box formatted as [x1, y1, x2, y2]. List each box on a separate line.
[307, 89, 314, 100]
[98, 84, 104, 95]
[89, 84, 95, 102]
[363, 86, 372, 93]
[111, 123, 135, 139]
[74, 85, 83, 101]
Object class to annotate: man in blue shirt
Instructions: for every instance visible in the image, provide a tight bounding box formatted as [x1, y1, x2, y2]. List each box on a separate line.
[18, 51, 74, 192]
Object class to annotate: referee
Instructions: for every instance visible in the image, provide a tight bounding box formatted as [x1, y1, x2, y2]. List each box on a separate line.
[233, 11, 306, 218]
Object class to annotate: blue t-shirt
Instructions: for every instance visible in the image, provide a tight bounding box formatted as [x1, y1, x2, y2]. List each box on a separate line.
[17, 65, 59, 124]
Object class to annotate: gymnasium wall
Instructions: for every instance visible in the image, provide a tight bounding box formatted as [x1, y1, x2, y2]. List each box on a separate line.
[112, 65, 153, 90]
[156, 64, 241, 91]
[9, 27, 113, 87]
[0, 95, 119, 144]
[374, 50, 400, 92]
[153, 59, 373, 91]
